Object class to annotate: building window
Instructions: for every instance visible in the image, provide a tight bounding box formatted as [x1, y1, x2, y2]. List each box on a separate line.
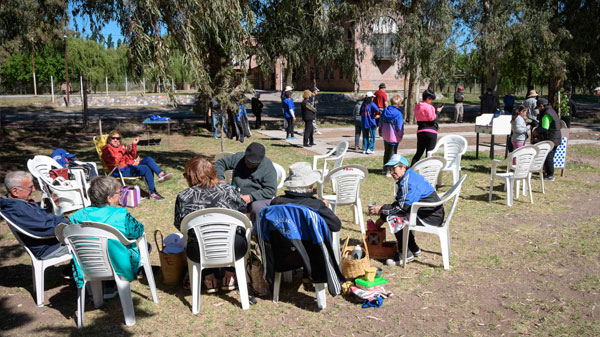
[374, 34, 394, 60]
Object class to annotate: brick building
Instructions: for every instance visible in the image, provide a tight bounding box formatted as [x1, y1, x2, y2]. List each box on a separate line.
[247, 17, 407, 92]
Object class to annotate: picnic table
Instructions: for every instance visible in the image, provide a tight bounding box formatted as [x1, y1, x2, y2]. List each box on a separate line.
[142, 117, 174, 146]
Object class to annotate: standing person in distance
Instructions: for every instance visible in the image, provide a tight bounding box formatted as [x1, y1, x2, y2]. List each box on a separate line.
[301, 90, 317, 147]
[360, 92, 379, 154]
[480, 88, 499, 114]
[522, 89, 540, 127]
[503, 91, 515, 114]
[510, 105, 529, 160]
[454, 86, 465, 123]
[379, 95, 405, 175]
[374, 83, 388, 128]
[411, 89, 443, 166]
[535, 98, 561, 181]
[251, 93, 263, 129]
[309, 87, 322, 135]
[352, 98, 363, 151]
[282, 90, 296, 140]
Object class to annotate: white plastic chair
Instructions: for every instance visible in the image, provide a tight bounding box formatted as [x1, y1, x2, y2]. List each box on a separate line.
[526, 141, 554, 194]
[427, 135, 467, 186]
[27, 155, 91, 215]
[55, 221, 158, 328]
[0, 211, 72, 307]
[488, 145, 539, 206]
[181, 208, 252, 314]
[410, 156, 447, 191]
[312, 141, 349, 179]
[397, 175, 467, 270]
[272, 162, 287, 190]
[318, 164, 368, 234]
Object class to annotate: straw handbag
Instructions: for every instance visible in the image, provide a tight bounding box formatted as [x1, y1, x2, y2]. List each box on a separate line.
[341, 236, 371, 279]
[154, 229, 187, 285]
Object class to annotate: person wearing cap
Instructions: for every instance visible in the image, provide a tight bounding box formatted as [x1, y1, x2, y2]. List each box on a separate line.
[503, 90, 515, 114]
[523, 89, 540, 126]
[379, 95, 405, 174]
[534, 98, 561, 181]
[309, 87, 322, 135]
[411, 89, 443, 166]
[214, 142, 277, 222]
[368, 154, 444, 266]
[374, 83, 388, 126]
[101, 130, 173, 201]
[70, 176, 150, 298]
[360, 92, 380, 154]
[454, 86, 465, 123]
[282, 90, 297, 140]
[174, 157, 247, 292]
[271, 162, 341, 232]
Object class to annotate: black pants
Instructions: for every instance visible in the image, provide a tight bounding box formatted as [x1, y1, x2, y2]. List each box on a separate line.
[544, 144, 558, 177]
[303, 120, 314, 146]
[411, 132, 437, 166]
[285, 117, 294, 138]
[394, 230, 420, 255]
[383, 142, 398, 171]
[255, 111, 262, 129]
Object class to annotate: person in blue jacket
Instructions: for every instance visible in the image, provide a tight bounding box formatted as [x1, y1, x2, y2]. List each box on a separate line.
[282, 91, 296, 140]
[361, 91, 379, 154]
[368, 154, 444, 266]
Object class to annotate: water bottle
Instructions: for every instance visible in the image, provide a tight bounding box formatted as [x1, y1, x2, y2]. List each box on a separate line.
[353, 245, 363, 260]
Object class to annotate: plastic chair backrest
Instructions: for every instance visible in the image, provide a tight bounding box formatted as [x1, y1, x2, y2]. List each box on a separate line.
[331, 141, 349, 170]
[530, 141, 554, 171]
[180, 208, 252, 267]
[430, 135, 467, 169]
[553, 137, 568, 169]
[28, 155, 62, 181]
[323, 164, 368, 205]
[437, 175, 467, 228]
[272, 162, 286, 189]
[93, 135, 110, 174]
[56, 221, 133, 280]
[411, 156, 447, 188]
[0, 210, 56, 258]
[508, 145, 538, 179]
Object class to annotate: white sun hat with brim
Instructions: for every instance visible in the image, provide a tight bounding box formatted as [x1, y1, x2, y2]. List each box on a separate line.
[284, 162, 322, 188]
[594, 87, 600, 92]
[285, 85, 293, 91]
[366, 91, 375, 98]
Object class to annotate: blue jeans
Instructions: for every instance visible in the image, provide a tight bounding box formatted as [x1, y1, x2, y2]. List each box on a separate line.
[117, 157, 163, 194]
[212, 113, 227, 138]
[354, 120, 362, 149]
[363, 127, 376, 152]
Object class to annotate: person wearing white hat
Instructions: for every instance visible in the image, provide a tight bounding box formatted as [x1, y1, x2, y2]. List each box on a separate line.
[360, 92, 379, 154]
[522, 89, 540, 125]
[271, 162, 341, 232]
[368, 154, 444, 266]
[594, 87, 600, 97]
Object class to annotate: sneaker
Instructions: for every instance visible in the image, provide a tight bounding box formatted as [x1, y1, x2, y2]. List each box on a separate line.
[412, 249, 422, 257]
[150, 193, 166, 201]
[316, 131, 323, 135]
[158, 172, 173, 183]
[544, 176, 555, 181]
[363, 150, 367, 154]
[385, 251, 415, 266]
[103, 283, 118, 300]
[290, 136, 297, 140]
[367, 149, 373, 154]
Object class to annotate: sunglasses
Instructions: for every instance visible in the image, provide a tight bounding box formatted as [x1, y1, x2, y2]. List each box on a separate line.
[111, 137, 121, 140]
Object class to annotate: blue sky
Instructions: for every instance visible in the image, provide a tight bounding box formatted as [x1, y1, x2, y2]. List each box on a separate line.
[69, 9, 123, 41]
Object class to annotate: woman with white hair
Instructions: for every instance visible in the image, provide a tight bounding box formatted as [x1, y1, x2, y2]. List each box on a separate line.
[271, 162, 341, 232]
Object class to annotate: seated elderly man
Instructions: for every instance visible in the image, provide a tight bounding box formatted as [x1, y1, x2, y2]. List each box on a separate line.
[0, 171, 70, 260]
[271, 162, 341, 232]
[101, 129, 173, 201]
[214, 142, 277, 222]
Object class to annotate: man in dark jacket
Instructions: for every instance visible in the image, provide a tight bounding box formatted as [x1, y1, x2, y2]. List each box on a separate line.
[0, 171, 70, 259]
[536, 98, 562, 181]
[214, 142, 277, 221]
[251, 93, 263, 129]
[301, 90, 317, 147]
[271, 162, 341, 232]
[480, 88, 499, 114]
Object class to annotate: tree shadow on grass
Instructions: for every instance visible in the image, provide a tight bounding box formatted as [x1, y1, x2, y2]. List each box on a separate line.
[274, 280, 330, 312]
[0, 263, 71, 306]
[0, 297, 34, 332]
[462, 164, 493, 174]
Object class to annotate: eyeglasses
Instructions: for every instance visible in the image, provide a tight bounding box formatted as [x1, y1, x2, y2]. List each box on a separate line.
[387, 165, 401, 173]
[111, 137, 121, 140]
[16, 185, 35, 191]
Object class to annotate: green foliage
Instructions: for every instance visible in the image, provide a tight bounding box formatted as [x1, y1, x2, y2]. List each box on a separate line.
[554, 88, 570, 117]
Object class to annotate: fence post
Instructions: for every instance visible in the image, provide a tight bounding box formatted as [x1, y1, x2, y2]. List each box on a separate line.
[50, 76, 55, 103]
[105, 77, 108, 96]
[142, 78, 146, 95]
[125, 76, 128, 95]
[158, 78, 161, 93]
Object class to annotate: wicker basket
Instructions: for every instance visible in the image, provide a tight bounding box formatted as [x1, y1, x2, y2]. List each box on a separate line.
[154, 229, 187, 286]
[341, 236, 371, 279]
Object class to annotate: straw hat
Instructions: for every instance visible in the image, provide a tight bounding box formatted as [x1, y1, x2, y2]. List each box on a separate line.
[527, 89, 539, 97]
[284, 86, 293, 91]
[284, 162, 322, 188]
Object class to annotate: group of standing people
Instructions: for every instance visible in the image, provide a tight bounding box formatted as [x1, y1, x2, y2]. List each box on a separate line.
[281, 86, 322, 146]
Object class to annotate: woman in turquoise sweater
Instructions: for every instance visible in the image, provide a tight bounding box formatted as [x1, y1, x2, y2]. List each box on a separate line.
[70, 176, 145, 292]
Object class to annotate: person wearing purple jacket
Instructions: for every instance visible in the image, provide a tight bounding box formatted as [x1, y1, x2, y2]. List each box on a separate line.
[379, 95, 405, 174]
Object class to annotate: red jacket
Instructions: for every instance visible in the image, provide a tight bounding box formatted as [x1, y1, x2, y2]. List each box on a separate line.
[102, 144, 137, 171]
[374, 89, 388, 109]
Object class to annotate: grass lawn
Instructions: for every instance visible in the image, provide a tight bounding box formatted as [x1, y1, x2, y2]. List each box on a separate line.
[1, 128, 599, 336]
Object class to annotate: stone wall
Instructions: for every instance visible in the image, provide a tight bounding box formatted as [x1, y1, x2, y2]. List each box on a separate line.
[56, 94, 197, 107]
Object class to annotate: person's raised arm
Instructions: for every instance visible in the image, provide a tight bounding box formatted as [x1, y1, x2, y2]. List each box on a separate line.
[214, 153, 239, 181]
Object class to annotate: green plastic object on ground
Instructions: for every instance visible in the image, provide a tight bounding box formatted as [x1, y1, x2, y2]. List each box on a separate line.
[355, 276, 388, 288]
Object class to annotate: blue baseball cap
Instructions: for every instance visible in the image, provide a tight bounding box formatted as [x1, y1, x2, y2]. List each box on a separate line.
[384, 154, 409, 168]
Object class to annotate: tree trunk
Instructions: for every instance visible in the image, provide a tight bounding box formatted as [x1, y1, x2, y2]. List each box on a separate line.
[526, 64, 533, 91]
[405, 70, 415, 124]
[82, 72, 88, 129]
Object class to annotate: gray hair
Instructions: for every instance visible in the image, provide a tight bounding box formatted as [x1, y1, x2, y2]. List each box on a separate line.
[287, 184, 315, 194]
[5, 171, 33, 192]
[88, 176, 120, 207]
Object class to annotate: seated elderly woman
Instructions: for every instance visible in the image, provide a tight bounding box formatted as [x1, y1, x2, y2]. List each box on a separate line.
[271, 161, 341, 232]
[101, 129, 172, 201]
[69, 176, 147, 298]
[174, 157, 247, 293]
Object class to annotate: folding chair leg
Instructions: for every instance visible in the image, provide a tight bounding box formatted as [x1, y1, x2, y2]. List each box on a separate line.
[32, 261, 44, 307]
[273, 272, 282, 303]
[189, 261, 201, 315]
[315, 283, 327, 309]
[90, 280, 103, 308]
[77, 283, 86, 328]
[234, 258, 250, 310]
[114, 276, 135, 326]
